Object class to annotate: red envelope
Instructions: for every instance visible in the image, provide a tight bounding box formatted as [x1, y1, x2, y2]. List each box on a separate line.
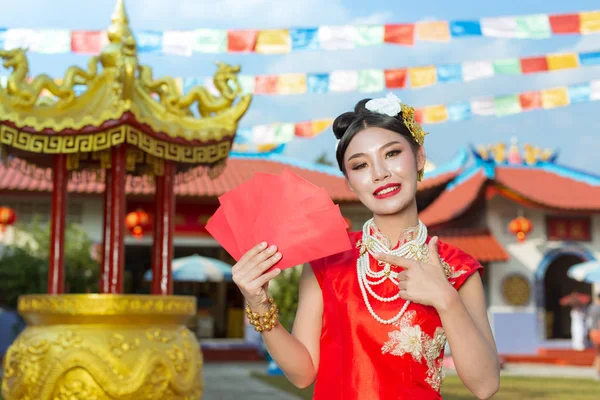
[205, 169, 353, 269]
[205, 207, 243, 260]
[266, 204, 352, 270]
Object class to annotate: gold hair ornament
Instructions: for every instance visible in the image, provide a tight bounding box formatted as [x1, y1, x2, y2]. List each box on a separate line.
[365, 93, 428, 146]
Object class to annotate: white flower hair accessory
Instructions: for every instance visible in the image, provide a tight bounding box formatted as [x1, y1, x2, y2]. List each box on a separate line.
[365, 92, 402, 117]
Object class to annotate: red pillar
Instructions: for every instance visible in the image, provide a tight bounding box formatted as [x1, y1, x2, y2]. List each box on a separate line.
[100, 171, 112, 293]
[100, 144, 127, 294]
[151, 160, 175, 295]
[48, 154, 68, 294]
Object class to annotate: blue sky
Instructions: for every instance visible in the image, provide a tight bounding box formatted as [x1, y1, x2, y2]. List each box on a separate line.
[1, 0, 599, 172]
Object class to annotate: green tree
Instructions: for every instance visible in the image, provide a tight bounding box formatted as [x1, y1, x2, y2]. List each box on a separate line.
[0, 221, 100, 309]
[269, 266, 302, 331]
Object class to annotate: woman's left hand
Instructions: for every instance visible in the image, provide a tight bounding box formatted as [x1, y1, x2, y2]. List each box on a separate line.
[373, 236, 455, 310]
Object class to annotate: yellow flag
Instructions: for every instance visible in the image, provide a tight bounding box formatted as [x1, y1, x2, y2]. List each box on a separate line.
[423, 105, 448, 124]
[409, 66, 437, 88]
[277, 73, 307, 94]
[547, 53, 579, 70]
[541, 87, 570, 109]
[311, 119, 334, 136]
[255, 29, 291, 54]
[416, 21, 450, 42]
[580, 11, 600, 34]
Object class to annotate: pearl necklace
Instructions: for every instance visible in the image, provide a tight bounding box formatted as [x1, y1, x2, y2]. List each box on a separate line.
[356, 218, 428, 325]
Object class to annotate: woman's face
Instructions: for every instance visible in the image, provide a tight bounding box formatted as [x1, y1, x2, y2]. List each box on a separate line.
[343, 127, 425, 216]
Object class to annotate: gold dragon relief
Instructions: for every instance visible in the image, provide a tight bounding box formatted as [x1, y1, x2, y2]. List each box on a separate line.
[2, 325, 203, 400]
[138, 61, 248, 119]
[0, 48, 99, 109]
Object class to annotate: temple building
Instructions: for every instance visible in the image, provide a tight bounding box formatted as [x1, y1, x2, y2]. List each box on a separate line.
[1, 140, 599, 358]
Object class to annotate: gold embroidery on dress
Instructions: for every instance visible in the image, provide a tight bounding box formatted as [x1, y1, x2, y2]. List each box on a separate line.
[381, 312, 448, 392]
[441, 259, 467, 284]
[369, 238, 466, 391]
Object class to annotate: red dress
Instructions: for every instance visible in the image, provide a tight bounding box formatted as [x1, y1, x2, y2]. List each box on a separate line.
[310, 231, 483, 400]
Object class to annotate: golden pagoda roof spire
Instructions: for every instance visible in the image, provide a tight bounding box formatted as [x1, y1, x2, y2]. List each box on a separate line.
[108, 0, 133, 44]
[0, 0, 251, 178]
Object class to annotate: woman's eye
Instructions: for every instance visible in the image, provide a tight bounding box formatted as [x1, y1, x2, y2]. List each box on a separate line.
[351, 163, 367, 170]
[386, 150, 401, 158]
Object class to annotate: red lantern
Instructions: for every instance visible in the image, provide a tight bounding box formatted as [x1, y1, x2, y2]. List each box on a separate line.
[509, 216, 532, 243]
[0, 206, 16, 232]
[125, 209, 150, 239]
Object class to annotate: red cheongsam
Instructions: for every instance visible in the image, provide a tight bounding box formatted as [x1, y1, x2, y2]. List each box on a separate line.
[310, 231, 483, 400]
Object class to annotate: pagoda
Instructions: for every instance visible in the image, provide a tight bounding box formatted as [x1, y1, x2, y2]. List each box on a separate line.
[0, 1, 250, 399]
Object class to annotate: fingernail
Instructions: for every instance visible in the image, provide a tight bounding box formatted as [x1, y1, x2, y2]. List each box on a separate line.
[260, 242, 268, 248]
[269, 245, 277, 251]
[274, 253, 281, 259]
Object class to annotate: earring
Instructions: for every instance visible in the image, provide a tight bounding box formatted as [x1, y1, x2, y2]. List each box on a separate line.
[417, 170, 424, 182]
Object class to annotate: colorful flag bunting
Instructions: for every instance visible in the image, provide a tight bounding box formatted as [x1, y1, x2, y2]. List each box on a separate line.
[449, 21, 482, 37]
[255, 30, 291, 54]
[136, 31, 163, 53]
[194, 29, 227, 53]
[355, 26, 384, 47]
[6, 48, 599, 97]
[358, 69, 385, 92]
[290, 28, 319, 50]
[409, 66, 437, 88]
[229, 80, 600, 154]
[549, 14, 580, 34]
[515, 15, 551, 39]
[493, 58, 521, 75]
[277, 73, 307, 95]
[541, 87, 570, 108]
[2, 10, 599, 56]
[547, 53, 579, 70]
[580, 11, 600, 34]
[519, 92, 542, 110]
[416, 21, 451, 42]
[384, 24, 415, 46]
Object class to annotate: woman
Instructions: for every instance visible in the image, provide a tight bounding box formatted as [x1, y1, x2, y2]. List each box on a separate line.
[232, 93, 500, 399]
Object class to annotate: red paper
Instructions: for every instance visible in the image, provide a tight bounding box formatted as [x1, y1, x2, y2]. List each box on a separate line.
[205, 169, 352, 268]
[227, 30, 258, 52]
[205, 207, 242, 260]
[549, 14, 580, 34]
[520, 57, 549, 74]
[384, 24, 415, 46]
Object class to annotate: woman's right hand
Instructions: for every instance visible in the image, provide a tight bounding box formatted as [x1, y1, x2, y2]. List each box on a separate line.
[232, 242, 282, 309]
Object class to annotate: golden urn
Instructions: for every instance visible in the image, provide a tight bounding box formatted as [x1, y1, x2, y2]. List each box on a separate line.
[1, 295, 203, 399]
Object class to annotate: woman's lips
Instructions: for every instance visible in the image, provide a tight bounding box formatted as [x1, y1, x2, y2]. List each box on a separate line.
[373, 184, 402, 199]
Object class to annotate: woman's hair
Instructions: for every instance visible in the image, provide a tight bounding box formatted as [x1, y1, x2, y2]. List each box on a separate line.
[332, 98, 421, 173]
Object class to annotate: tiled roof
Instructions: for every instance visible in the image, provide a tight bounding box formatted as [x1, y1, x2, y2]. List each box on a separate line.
[420, 164, 600, 227]
[0, 157, 456, 202]
[420, 169, 488, 227]
[495, 167, 600, 211]
[436, 230, 509, 262]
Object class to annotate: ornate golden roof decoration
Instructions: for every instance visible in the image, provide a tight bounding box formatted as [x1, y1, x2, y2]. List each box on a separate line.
[0, 0, 251, 177]
[475, 138, 555, 166]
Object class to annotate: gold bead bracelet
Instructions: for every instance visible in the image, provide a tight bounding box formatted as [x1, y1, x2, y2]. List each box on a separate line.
[245, 297, 279, 333]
